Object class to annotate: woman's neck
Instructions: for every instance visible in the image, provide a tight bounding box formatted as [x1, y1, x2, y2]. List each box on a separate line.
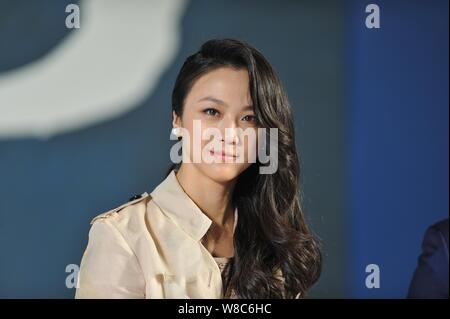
[175, 164, 236, 230]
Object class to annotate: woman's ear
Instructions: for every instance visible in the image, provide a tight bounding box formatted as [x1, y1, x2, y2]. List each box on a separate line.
[172, 111, 181, 129]
[171, 111, 183, 140]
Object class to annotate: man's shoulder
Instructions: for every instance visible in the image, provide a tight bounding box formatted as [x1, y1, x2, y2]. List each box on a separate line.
[425, 218, 449, 250]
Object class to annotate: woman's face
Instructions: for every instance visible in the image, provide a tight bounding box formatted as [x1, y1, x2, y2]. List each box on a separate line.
[173, 66, 259, 183]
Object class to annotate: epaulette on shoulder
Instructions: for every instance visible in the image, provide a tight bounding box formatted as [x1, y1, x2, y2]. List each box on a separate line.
[90, 192, 152, 225]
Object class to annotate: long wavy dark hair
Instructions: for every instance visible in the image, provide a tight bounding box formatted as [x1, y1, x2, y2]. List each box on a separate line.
[167, 39, 321, 298]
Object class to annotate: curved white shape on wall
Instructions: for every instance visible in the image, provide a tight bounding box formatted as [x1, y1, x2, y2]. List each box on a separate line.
[0, 0, 188, 139]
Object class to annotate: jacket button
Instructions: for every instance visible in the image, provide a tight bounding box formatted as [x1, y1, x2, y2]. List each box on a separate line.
[128, 194, 142, 201]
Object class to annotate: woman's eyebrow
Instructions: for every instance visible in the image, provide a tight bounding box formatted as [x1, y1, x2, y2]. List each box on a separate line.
[197, 96, 253, 110]
[242, 105, 254, 111]
[197, 96, 227, 106]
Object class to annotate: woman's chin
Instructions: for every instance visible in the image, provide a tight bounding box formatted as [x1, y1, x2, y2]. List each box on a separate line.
[202, 163, 246, 184]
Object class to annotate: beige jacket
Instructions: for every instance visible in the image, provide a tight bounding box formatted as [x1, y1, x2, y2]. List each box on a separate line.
[75, 170, 238, 299]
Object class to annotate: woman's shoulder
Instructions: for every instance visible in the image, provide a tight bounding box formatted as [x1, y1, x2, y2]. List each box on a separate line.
[89, 192, 152, 225]
[85, 191, 167, 252]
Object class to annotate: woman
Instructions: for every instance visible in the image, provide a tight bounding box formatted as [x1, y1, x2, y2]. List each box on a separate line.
[76, 38, 321, 299]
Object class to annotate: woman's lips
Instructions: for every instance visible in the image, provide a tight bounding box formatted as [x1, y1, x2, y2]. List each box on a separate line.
[209, 150, 237, 161]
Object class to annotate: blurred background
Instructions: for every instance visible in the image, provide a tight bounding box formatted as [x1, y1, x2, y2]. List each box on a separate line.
[0, 0, 448, 298]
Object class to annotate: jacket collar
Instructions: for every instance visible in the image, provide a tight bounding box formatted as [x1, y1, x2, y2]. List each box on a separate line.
[150, 169, 238, 242]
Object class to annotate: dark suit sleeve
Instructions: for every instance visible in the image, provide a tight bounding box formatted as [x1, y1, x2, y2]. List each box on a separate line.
[407, 220, 449, 299]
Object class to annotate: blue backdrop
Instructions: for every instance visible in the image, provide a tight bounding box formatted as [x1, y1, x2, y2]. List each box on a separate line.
[347, 0, 449, 298]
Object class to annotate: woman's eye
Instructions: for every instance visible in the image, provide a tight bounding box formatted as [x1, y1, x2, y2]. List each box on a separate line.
[242, 115, 257, 122]
[203, 108, 220, 117]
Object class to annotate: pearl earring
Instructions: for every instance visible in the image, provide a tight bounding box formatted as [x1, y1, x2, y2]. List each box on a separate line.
[171, 127, 181, 138]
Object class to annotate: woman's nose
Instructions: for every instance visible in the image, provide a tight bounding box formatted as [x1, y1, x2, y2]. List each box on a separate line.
[219, 118, 240, 145]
